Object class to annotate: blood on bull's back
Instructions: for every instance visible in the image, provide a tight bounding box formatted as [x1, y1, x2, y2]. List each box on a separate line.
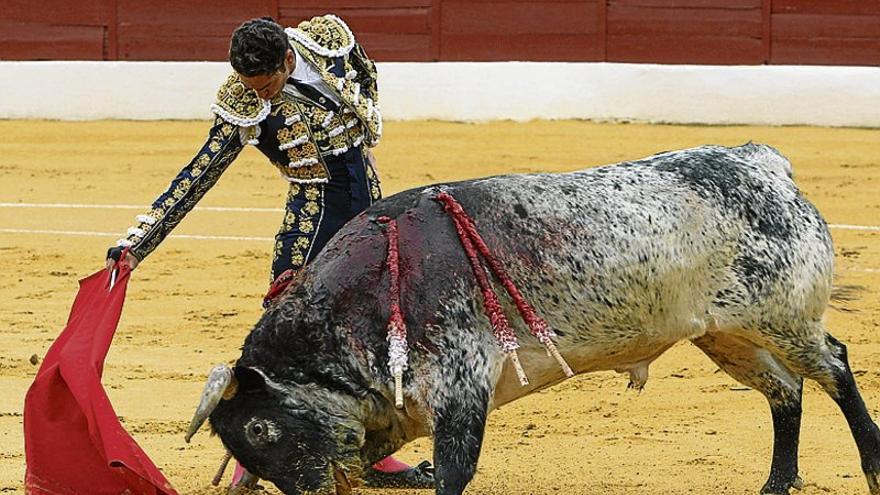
[348, 143, 832, 404]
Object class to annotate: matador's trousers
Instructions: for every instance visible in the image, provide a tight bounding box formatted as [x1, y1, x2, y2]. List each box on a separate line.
[270, 146, 381, 281]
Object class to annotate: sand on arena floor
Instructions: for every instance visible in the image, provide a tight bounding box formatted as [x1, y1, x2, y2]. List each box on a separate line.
[0, 120, 879, 494]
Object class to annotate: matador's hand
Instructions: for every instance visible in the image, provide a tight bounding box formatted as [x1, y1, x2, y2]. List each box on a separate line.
[105, 246, 139, 271]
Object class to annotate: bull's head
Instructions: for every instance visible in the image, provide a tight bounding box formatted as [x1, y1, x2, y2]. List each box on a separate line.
[186, 365, 366, 494]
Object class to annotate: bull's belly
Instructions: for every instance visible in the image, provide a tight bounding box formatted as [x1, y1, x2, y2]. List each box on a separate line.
[487, 264, 722, 408]
[490, 320, 707, 409]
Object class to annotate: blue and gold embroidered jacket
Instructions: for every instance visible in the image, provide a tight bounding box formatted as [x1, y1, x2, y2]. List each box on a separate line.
[118, 14, 381, 261]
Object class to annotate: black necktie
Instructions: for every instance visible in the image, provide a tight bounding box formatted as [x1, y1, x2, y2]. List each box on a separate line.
[287, 78, 337, 111]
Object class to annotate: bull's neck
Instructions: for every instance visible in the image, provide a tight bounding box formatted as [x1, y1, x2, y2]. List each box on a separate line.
[353, 369, 430, 463]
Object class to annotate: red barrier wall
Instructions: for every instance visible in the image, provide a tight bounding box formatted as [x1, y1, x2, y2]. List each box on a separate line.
[1, 0, 878, 65]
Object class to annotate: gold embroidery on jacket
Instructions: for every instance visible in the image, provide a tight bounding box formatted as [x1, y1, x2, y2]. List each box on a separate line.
[287, 35, 381, 147]
[289, 15, 355, 57]
[271, 96, 331, 183]
[212, 74, 271, 126]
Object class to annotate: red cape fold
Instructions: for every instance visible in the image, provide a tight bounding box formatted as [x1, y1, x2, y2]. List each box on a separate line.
[23, 266, 178, 495]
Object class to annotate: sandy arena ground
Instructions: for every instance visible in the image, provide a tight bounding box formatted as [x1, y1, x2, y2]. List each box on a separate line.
[0, 120, 879, 495]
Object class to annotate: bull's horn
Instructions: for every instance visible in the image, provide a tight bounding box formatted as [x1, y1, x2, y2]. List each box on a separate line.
[185, 364, 238, 443]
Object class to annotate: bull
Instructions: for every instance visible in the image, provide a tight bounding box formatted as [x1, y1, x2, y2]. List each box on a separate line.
[186, 143, 880, 495]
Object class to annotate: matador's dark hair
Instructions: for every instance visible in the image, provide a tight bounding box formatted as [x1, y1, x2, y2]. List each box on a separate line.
[229, 17, 289, 77]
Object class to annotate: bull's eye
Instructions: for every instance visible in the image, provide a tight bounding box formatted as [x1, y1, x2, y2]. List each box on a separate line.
[244, 418, 280, 446]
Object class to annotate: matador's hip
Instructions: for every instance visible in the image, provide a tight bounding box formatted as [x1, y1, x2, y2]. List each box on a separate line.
[270, 146, 381, 281]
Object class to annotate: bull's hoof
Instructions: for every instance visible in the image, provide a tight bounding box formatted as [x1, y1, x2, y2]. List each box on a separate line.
[362, 460, 435, 489]
[760, 475, 803, 495]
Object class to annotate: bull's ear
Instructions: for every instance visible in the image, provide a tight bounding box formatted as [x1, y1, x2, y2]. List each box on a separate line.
[233, 366, 268, 392]
[233, 366, 293, 397]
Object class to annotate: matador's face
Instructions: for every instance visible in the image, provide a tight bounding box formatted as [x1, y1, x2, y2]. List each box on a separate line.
[239, 49, 294, 101]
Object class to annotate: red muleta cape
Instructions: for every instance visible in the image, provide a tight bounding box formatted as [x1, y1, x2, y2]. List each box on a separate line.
[23, 266, 178, 495]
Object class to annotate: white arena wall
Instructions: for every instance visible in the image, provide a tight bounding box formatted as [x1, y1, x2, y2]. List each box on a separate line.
[1, 61, 879, 127]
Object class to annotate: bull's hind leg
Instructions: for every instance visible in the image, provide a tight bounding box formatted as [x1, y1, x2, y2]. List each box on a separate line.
[692, 333, 804, 495]
[829, 335, 880, 494]
[762, 325, 880, 494]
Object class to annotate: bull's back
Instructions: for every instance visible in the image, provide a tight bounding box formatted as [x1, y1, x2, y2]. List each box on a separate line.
[441, 144, 833, 357]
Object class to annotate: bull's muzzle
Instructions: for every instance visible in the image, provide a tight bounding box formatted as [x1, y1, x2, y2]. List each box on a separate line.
[185, 364, 239, 442]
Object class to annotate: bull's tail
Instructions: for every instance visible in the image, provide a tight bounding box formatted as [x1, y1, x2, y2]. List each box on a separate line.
[730, 142, 794, 179]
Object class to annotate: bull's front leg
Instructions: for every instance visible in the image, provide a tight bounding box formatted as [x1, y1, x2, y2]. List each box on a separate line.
[428, 343, 495, 495]
[433, 393, 489, 495]
[432, 385, 490, 495]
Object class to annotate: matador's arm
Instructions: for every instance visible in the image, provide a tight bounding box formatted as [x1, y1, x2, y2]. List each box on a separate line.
[115, 117, 245, 261]
[113, 73, 272, 262]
